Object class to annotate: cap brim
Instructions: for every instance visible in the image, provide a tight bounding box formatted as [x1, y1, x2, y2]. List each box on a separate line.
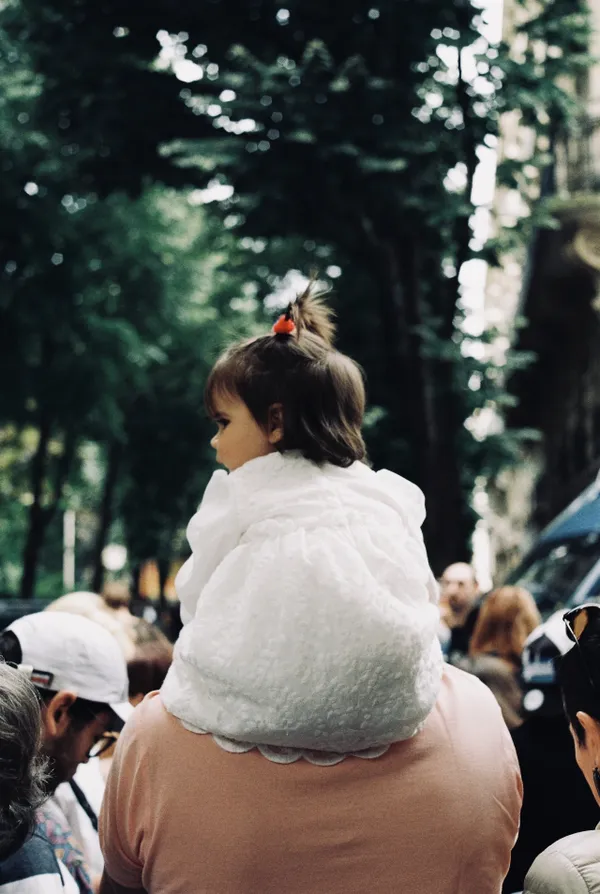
[109, 701, 134, 729]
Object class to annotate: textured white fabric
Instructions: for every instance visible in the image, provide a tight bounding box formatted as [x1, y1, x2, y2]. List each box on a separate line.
[209, 734, 391, 765]
[161, 452, 443, 753]
[0, 866, 78, 894]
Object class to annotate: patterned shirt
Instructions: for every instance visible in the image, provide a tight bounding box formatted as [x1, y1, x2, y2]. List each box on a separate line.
[37, 802, 93, 894]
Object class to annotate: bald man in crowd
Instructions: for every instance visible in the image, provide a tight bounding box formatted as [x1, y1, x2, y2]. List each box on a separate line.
[439, 562, 482, 659]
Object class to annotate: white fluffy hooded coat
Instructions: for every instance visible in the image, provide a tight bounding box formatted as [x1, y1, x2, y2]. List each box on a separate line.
[161, 452, 443, 753]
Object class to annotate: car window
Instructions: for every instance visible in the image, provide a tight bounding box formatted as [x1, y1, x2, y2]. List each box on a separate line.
[511, 532, 600, 615]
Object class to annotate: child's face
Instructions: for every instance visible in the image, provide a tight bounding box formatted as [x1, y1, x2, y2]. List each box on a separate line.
[210, 393, 281, 471]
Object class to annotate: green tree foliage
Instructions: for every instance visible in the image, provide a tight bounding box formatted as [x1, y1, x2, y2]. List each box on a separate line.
[0, 0, 591, 593]
[0, 24, 267, 595]
[6, 0, 495, 567]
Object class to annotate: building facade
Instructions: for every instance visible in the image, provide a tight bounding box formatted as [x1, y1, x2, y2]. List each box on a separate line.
[486, 0, 600, 581]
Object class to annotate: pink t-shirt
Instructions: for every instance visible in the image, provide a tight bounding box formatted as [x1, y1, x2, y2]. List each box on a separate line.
[100, 666, 522, 894]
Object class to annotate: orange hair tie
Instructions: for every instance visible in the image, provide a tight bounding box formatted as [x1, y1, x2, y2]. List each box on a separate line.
[272, 313, 296, 335]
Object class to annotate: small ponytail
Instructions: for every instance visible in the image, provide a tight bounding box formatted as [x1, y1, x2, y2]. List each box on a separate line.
[290, 283, 336, 346]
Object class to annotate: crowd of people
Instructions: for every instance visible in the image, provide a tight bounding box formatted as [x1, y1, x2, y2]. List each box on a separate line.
[1, 287, 599, 893]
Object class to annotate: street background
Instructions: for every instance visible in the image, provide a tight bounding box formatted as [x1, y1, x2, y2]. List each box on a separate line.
[0, 0, 597, 610]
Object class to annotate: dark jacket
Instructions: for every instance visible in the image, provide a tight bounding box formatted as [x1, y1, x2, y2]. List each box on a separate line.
[448, 602, 481, 658]
[503, 716, 599, 893]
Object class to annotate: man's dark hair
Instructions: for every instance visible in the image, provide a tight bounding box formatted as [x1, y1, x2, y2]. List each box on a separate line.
[558, 628, 600, 745]
[0, 662, 48, 860]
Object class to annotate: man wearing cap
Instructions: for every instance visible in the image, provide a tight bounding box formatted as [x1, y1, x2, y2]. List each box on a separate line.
[0, 612, 131, 894]
[503, 611, 599, 893]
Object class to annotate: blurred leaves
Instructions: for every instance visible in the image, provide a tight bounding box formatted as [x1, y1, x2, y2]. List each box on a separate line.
[0, 0, 592, 589]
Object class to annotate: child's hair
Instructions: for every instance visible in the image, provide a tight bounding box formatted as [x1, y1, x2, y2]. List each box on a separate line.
[205, 284, 366, 467]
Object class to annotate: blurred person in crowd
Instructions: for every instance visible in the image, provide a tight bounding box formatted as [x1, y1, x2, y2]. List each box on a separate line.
[0, 613, 130, 894]
[0, 662, 73, 892]
[51, 618, 173, 885]
[98, 292, 521, 894]
[46, 593, 136, 886]
[470, 586, 541, 674]
[127, 619, 173, 707]
[95, 618, 173, 783]
[524, 604, 600, 893]
[101, 582, 137, 634]
[456, 654, 524, 730]
[75, 616, 173, 837]
[439, 562, 481, 658]
[503, 611, 598, 893]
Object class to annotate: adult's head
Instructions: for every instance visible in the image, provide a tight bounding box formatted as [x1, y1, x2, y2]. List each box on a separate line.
[102, 580, 131, 613]
[0, 662, 47, 861]
[127, 618, 173, 705]
[102, 580, 137, 634]
[439, 562, 479, 625]
[469, 586, 541, 670]
[559, 604, 600, 806]
[0, 612, 130, 793]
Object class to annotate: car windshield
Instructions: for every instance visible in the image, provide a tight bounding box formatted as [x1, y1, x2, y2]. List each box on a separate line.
[510, 532, 600, 615]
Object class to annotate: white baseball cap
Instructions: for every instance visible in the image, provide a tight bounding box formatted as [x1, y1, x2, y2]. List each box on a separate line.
[6, 612, 132, 725]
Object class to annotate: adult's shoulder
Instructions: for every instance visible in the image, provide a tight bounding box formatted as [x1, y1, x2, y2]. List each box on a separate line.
[440, 661, 505, 715]
[123, 691, 166, 735]
[436, 665, 519, 767]
[120, 692, 207, 754]
[524, 829, 600, 894]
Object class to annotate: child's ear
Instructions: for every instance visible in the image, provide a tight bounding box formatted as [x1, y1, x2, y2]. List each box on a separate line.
[267, 403, 284, 445]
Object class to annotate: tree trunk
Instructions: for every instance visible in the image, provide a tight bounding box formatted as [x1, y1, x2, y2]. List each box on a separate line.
[20, 423, 76, 599]
[20, 415, 52, 600]
[157, 558, 170, 614]
[381, 233, 471, 573]
[359, 132, 478, 572]
[91, 442, 122, 593]
[417, 41, 480, 572]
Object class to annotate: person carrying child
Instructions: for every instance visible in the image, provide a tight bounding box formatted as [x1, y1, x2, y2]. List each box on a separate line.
[99, 288, 522, 894]
[160, 285, 443, 759]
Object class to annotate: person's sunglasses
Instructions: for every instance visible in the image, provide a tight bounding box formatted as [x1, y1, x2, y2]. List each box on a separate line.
[563, 603, 600, 698]
[88, 731, 120, 759]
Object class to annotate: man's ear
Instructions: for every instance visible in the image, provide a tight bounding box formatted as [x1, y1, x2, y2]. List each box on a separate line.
[43, 691, 77, 739]
[267, 403, 284, 445]
[577, 711, 600, 761]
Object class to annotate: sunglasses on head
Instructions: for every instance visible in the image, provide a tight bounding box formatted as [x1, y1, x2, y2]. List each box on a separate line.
[563, 603, 600, 698]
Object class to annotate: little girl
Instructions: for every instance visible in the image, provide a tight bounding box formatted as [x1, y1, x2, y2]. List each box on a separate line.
[161, 287, 443, 761]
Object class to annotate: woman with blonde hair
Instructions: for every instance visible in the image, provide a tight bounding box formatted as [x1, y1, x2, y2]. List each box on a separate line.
[469, 586, 541, 673]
